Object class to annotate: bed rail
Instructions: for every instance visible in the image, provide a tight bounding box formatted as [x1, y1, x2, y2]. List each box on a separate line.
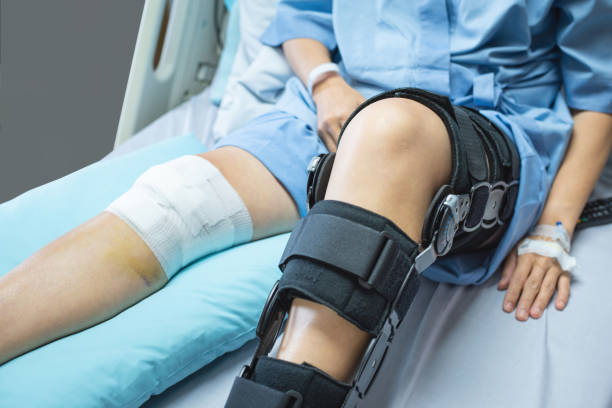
[114, 0, 224, 147]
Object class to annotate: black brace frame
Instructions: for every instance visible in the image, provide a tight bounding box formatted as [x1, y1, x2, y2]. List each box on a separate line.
[240, 266, 422, 407]
[233, 88, 520, 407]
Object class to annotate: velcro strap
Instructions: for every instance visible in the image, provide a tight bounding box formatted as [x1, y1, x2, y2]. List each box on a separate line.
[465, 107, 520, 180]
[251, 357, 350, 408]
[453, 106, 489, 184]
[468, 111, 511, 169]
[280, 213, 409, 301]
[278, 200, 419, 334]
[225, 377, 299, 408]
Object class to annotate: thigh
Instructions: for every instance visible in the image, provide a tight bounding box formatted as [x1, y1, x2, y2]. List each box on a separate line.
[200, 147, 299, 241]
[202, 110, 327, 239]
[213, 109, 327, 211]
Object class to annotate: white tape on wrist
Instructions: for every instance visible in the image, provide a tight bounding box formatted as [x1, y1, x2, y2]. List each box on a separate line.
[106, 155, 253, 279]
[307, 62, 340, 96]
[517, 239, 577, 272]
[530, 224, 571, 252]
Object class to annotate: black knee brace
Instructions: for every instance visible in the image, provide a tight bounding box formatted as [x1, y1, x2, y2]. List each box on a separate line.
[308, 88, 520, 260]
[226, 200, 422, 408]
[225, 88, 521, 408]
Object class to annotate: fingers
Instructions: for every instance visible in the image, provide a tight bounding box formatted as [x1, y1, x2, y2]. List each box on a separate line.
[502, 252, 571, 321]
[502, 252, 533, 313]
[498, 249, 517, 290]
[529, 264, 561, 318]
[555, 272, 571, 310]
[514, 257, 550, 321]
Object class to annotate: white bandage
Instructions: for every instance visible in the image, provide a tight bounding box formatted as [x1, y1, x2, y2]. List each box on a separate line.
[517, 223, 577, 272]
[106, 155, 253, 279]
[517, 239, 577, 272]
[530, 224, 571, 252]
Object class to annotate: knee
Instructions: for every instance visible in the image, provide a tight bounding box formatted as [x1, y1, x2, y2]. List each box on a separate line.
[106, 155, 253, 279]
[338, 98, 449, 160]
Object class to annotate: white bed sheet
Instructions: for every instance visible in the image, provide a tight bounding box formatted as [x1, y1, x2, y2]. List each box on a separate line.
[110, 87, 612, 408]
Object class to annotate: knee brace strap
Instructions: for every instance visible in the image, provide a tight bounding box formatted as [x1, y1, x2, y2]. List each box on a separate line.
[227, 201, 424, 408]
[227, 357, 350, 408]
[106, 155, 253, 279]
[278, 200, 420, 334]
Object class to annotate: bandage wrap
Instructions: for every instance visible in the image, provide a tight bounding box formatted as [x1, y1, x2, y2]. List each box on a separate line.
[106, 155, 253, 278]
[518, 223, 577, 272]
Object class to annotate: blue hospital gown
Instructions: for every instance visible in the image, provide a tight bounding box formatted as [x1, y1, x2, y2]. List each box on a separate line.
[221, 0, 612, 285]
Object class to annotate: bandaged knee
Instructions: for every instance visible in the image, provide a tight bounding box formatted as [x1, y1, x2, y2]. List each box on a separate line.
[106, 155, 253, 279]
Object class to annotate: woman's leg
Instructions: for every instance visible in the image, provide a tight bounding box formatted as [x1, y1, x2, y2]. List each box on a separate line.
[275, 98, 452, 381]
[0, 146, 299, 365]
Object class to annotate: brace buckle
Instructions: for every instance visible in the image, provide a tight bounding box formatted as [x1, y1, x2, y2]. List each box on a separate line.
[306, 154, 327, 211]
[429, 193, 471, 259]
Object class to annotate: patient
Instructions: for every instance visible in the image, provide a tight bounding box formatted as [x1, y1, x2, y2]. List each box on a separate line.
[1, 1, 611, 403]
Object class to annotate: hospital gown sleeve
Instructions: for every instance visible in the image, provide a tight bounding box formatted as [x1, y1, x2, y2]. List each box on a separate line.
[260, 0, 336, 52]
[556, 0, 612, 113]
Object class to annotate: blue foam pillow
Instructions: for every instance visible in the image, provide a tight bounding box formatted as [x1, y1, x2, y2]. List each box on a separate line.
[0, 134, 286, 407]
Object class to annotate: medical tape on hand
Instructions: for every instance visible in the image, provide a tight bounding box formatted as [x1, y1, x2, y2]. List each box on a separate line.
[106, 155, 253, 279]
[517, 239, 577, 272]
[530, 224, 571, 252]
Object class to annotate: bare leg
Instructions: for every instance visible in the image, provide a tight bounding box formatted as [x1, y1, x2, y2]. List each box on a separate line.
[0, 146, 298, 365]
[276, 98, 452, 382]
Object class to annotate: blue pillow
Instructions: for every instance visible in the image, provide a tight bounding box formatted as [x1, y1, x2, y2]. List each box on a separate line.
[0, 133, 286, 407]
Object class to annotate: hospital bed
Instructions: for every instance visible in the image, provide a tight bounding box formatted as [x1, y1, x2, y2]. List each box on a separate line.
[2, 0, 611, 406]
[108, 1, 612, 406]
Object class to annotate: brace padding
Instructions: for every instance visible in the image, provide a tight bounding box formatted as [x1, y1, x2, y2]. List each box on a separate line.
[254, 357, 350, 408]
[278, 200, 419, 334]
[225, 377, 296, 408]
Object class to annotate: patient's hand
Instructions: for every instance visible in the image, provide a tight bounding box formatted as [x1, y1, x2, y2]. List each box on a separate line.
[498, 242, 570, 321]
[312, 75, 365, 152]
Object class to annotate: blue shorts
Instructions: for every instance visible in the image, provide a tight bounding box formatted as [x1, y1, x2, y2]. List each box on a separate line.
[214, 110, 327, 217]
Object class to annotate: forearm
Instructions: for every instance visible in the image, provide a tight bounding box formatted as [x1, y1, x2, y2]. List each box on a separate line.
[0, 212, 166, 365]
[538, 110, 612, 236]
[282, 38, 333, 87]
